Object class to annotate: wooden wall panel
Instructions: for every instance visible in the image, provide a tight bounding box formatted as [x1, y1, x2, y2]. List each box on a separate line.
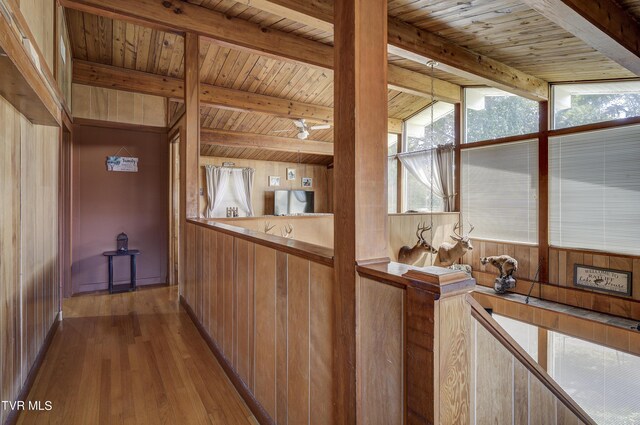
[72, 84, 166, 126]
[199, 156, 332, 217]
[184, 222, 335, 424]
[465, 239, 640, 321]
[19, 0, 55, 72]
[357, 277, 405, 425]
[211, 215, 334, 248]
[57, 5, 73, 108]
[0, 95, 60, 424]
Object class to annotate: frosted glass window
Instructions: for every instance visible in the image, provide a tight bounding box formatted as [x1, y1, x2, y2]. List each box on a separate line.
[461, 140, 538, 243]
[493, 314, 538, 361]
[465, 87, 538, 143]
[550, 332, 640, 424]
[550, 124, 640, 254]
[553, 81, 640, 129]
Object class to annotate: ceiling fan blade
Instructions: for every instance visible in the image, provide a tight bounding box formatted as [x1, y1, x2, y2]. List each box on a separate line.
[271, 129, 293, 133]
[310, 124, 331, 131]
[293, 119, 306, 128]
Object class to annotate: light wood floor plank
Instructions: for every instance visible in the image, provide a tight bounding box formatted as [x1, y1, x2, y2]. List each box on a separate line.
[18, 286, 255, 425]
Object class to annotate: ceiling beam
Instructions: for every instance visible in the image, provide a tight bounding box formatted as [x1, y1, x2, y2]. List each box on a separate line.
[74, 60, 409, 131]
[73, 60, 334, 122]
[200, 129, 333, 156]
[212, 0, 549, 100]
[520, 0, 640, 75]
[61, 0, 460, 102]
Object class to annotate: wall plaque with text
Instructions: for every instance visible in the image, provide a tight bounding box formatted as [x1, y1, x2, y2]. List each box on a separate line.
[573, 264, 632, 296]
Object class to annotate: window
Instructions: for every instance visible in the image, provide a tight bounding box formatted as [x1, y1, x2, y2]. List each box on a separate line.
[492, 314, 538, 361]
[549, 124, 640, 255]
[461, 140, 538, 243]
[553, 81, 640, 129]
[549, 332, 640, 425]
[405, 102, 455, 151]
[388, 134, 398, 213]
[465, 87, 538, 143]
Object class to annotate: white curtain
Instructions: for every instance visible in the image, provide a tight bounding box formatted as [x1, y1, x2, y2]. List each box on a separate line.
[398, 148, 446, 203]
[205, 165, 230, 218]
[232, 168, 255, 217]
[435, 144, 455, 212]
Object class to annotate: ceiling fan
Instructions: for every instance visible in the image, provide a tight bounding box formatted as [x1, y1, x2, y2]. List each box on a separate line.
[272, 119, 331, 140]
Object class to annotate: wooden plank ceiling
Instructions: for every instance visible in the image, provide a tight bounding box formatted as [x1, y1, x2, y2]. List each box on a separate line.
[66, 0, 639, 163]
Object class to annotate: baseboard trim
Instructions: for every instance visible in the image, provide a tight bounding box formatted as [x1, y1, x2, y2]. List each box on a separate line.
[179, 296, 274, 425]
[5, 315, 60, 425]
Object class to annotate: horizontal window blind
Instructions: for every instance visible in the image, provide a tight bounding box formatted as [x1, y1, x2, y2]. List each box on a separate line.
[550, 124, 640, 255]
[461, 140, 538, 243]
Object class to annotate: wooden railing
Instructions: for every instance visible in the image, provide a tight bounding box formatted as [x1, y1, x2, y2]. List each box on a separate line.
[182, 218, 594, 424]
[182, 219, 334, 425]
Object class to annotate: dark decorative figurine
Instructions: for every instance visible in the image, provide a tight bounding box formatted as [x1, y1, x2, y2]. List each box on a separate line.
[117, 232, 128, 253]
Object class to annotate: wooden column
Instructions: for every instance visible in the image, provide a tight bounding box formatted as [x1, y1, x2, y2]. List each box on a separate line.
[538, 101, 549, 283]
[179, 32, 200, 288]
[333, 0, 389, 423]
[404, 268, 475, 424]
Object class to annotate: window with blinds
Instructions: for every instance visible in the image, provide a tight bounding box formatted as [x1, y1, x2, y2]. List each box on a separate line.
[549, 124, 640, 255]
[461, 140, 538, 243]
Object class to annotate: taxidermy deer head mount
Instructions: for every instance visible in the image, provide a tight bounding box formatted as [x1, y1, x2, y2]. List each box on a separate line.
[397, 223, 437, 266]
[433, 222, 475, 267]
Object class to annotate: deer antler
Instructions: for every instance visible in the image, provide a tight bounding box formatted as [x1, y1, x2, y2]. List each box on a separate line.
[451, 222, 463, 240]
[417, 222, 432, 242]
[281, 224, 293, 238]
[467, 221, 475, 234]
[264, 222, 276, 234]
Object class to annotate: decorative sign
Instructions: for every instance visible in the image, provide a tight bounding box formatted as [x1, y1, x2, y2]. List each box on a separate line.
[222, 162, 235, 167]
[106, 156, 139, 172]
[574, 264, 632, 296]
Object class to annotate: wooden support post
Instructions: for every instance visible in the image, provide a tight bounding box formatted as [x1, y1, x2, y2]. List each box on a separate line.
[403, 268, 475, 424]
[333, 0, 389, 423]
[538, 327, 549, 371]
[179, 32, 200, 289]
[538, 101, 549, 283]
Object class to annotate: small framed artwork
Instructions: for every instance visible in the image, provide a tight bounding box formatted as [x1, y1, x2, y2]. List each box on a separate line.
[302, 177, 312, 188]
[286, 168, 296, 180]
[269, 176, 281, 187]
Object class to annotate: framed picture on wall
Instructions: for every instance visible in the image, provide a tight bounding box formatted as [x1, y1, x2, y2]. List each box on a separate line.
[286, 168, 296, 180]
[302, 177, 312, 188]
[269, 176, 281, 187]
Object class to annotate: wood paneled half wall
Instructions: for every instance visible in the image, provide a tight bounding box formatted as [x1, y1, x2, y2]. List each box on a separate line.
[0, 95, 60, 425]
[183, 220, 334, 425]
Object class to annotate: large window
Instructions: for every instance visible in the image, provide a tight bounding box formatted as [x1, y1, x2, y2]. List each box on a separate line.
[461, 140, 538, 243]
[465, 87, 538, 143]
[400, 102, 454, 212]
[549, 124, 640, 255]
[553, 81, 640, 129]
[493, 314, 538, 361]
[550, 332, 640, 425]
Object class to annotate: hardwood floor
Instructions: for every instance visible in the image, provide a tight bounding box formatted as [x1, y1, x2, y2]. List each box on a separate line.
[17, 286, 257, 425]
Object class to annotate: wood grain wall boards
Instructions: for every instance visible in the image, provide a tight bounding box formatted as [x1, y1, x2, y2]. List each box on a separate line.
[183, 222, 334, 425]
[357, 277, 405, 425]
[72, 84, 167, 126]
[199, 156, 332, 218]
[56, 4, 73, 109]
[464, 238, 640, 321]
[19, 0, 55, 72]
[0, 95, 60, 425]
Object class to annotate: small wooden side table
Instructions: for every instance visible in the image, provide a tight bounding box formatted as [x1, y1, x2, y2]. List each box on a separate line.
[102, 250, 141, 294]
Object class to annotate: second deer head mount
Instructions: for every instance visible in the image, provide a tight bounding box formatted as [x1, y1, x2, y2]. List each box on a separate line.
[398, 223, 437, 266]
[433, 222, 475, 267]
